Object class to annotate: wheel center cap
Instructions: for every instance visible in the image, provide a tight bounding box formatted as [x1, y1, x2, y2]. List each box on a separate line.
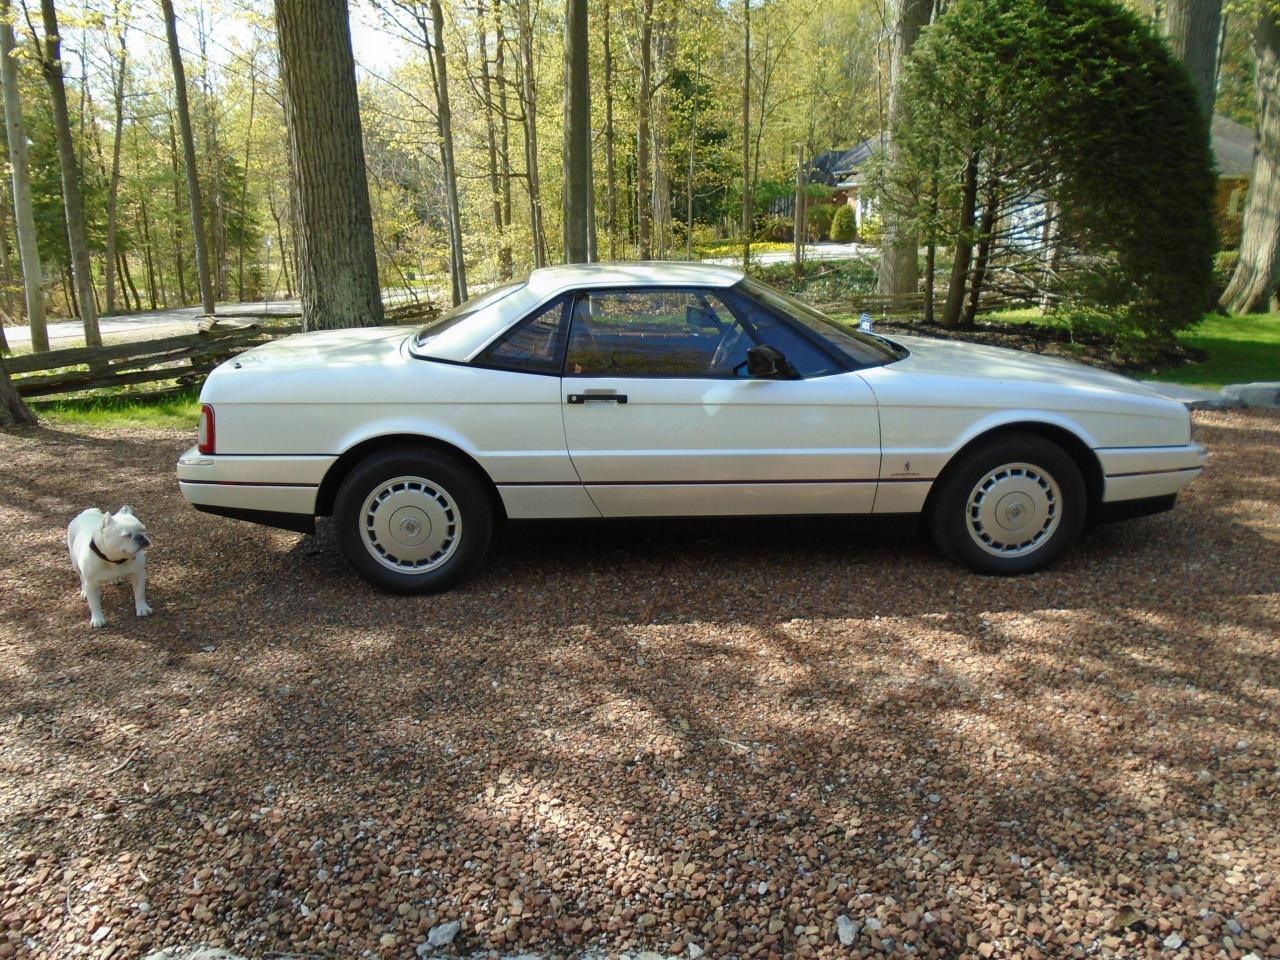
[996, 491, 1035, 531]
[389, 506, 431, 546]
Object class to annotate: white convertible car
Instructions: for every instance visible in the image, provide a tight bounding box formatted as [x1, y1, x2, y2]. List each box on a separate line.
[177, 263, 1206, 592]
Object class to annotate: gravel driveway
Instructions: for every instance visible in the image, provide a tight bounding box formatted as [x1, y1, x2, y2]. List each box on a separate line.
[1, 411, 1277, 960]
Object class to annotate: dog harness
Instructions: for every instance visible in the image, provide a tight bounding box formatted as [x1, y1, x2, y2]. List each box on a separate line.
[90, 538, 128, 565]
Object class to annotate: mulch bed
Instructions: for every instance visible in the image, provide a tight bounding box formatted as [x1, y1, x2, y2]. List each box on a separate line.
[0, 411, 1277, 959]
[873, 318, 1204, 377]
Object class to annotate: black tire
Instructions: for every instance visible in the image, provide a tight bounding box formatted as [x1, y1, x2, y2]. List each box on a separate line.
[332, 446, 493, 593]
[928, 432, 1086, 575]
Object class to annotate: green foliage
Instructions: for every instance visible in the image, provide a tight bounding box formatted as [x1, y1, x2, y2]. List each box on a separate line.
[761, 215, 794, 241]
[806, 203, 836, 240]
[857, 213, 884, 246]
[829, 204, 856, 242]
[890, 0, 1217, 339]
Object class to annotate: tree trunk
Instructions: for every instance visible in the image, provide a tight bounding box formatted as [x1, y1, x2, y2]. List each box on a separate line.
[0, 357, 34, 426]
[793, 144, 805, 277]
[962, 183, 999, 326]
[562, 0, 594, 263]
[877, 0, 933, 296]
[652, 19, 676, 259]
[941, 151, 980, 329]
[161, 0, 216, 315]
[1221, 2, 1279, 313]
[517, 0, 547, 268]
[238, 55, 258, 301]
[495, 8, 514, 277]
[741, 0, 751, 270]
[477, 0, 509, 276]
[140, 190, 160, 309]
[428, 0, 468, 304]
[104, 27, 127, 315]
[0, 4, 47, 352]
[923, 177, 938, 323]
[686, 57, 701, 261]
[120, 250, 142, 311]
[1166, 0, 1224, 121]
[637, 0, 654, 261]
[603, 0, 618, 260]
[168, 116, 187, 304]
[275, 0, 385, 330]
[38, 0, 100, 346]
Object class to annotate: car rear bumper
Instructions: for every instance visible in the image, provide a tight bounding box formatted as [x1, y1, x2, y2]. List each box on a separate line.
[1096, 443, 1207, 503]
[176, 446, 332, 531]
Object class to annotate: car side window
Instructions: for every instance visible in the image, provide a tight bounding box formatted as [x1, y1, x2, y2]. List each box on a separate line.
[564, 288, 751, 377]
[476, 295, 571, 373]
[719, 289, 843, 378]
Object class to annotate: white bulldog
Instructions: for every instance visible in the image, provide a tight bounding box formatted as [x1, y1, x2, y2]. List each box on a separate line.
[66, 506, 153, 628]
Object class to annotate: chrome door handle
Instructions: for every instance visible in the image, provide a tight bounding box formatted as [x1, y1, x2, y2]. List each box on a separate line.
[566, 393, 628, 404]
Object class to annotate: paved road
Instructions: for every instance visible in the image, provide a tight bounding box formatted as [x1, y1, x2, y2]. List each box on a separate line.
[702, 241, 876, 266]
[5, 300, 307, 351]
[3, 287, 436, 352]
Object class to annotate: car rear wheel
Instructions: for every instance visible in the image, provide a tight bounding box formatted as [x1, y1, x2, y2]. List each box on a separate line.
[333, 446, 492, 593]
[929, 433, 1085, 575]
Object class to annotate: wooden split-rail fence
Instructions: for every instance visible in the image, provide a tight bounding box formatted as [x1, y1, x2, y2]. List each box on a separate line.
[6, 290, 1030, 402]
[7, 300, 437, 402]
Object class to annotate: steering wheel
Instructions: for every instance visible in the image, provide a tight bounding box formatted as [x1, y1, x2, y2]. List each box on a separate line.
[710, 327, 749, 376]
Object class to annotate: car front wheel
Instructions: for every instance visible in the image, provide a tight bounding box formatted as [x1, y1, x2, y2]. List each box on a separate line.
[333, 446, 493, 593]
[929, 433, 1086, 575]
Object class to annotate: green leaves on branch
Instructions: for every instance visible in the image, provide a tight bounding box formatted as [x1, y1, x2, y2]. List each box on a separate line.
[886, 0, 1217, 338]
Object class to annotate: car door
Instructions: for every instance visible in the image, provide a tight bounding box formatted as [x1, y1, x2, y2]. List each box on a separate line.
[560, 286, 882, 517]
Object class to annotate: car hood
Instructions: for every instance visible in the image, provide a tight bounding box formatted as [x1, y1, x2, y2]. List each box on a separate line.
[232, 326, 411, 368]
[886, 334, 1165, 398]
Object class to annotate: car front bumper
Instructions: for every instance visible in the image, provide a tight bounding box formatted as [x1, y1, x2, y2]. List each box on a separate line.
[176, 446, 334, 531]
[1096, 442, 1208, 503]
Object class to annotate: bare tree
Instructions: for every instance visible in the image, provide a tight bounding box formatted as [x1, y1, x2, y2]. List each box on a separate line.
[430, 0, 467, 303]
[476, 0, 511, 277]
[877, 0, 933, 297]
[36, 0, 100, 346]
[1166, 0, 1224, 121]
[562, 0, 594, 262]
[103, 21, 127, 315]
[516, 0, 547, 267]
[160, 0, 216, 315]
[0, 1, 46, 351]
[275, 0, 384, 329]
[602, 0, 618, 259]
[637, 0, 654, 259]
[1221, 2, 1279, 313]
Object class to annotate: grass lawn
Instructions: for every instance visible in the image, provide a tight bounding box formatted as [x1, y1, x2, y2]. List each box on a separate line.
[1148, 312, 1280, 389]
[34, 388, 200, 430]
[980, 308, 1280, 390]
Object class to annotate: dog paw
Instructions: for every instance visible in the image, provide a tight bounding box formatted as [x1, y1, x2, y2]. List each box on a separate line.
[90, 616, 106, 628]
[135, 603, 153, 618]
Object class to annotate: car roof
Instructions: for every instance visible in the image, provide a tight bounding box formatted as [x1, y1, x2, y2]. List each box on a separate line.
[525, 261, 746, 296]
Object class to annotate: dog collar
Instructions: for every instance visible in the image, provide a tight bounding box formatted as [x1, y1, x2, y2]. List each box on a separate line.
[90, 538, 128, 565]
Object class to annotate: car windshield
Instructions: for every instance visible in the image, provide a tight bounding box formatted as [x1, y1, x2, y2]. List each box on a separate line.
[413, 280, 526, 348]
[737, 277, 908, 369]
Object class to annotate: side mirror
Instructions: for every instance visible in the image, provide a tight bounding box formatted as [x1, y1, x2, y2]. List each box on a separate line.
[746, 344, 795, 378]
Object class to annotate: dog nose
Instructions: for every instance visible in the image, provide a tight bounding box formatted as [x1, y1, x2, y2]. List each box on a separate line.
[137, 535, 151, 549]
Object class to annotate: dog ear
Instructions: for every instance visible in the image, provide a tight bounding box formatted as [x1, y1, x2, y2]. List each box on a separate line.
[117, 504, 134, 516]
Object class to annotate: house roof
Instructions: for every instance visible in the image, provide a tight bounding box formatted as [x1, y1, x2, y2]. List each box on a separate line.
[812, 117, 1256, 186]
[1212, 114, 1255, 178]
[810, 137, 883, 186]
